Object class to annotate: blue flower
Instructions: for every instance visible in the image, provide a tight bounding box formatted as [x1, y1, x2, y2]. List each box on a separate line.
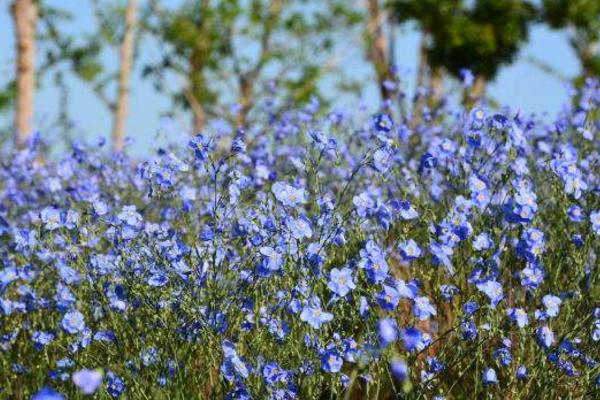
[300, 299, 333, 329]
[398, 239, 422, 262]
[390, 359, 409, 382]
[390, 200, 419, 220]
[321, 350, 343, 373]
[493, 347, 512, 367]
[472, 233, 493, 251]
[40, 207, 63, 231]
[262, 362, 287, 386]
[141, 346, 159, 366]
[463, 301, 479, 315]
[327, 267, 356, 297]
[377, 285, 400, 311]
[567, 205, 585, 223]
[520, 263, 546, 290]
[490, 113, 508, 130]
[286, 215, 313, 240]
[564, 175, 587, 199]
[590, 210, 600, 235]
[117, 205, 142, 226]
[378, 318, 398, 346]
[507, 308, 529, 328]
[64, 210, 80, 229]
[267, 318, 289, 342]
[439, 139, 457, 155]
[419, 152, 437, 172]
[516, 365, 528, 380]
[231, 136, 246, 153]
[460, 68, 474, 87]
[72, 369, 103, 395]
[272, 182, 308, 207]
[396, 279, 419, 300]
[572, 234, 584, 247]
[341, 338, 358, 362]
[476, 280, 503, 308]
[188, 134, 213, 160]
[542, 294, 562, 318]
[481, 368, 498, 385]
[426, 356, 446, 374]
[340, 373, 351, 387]
[536, 326, 555, 349]
[94, 330, 116, 344]
[468, 174, 488, 192]
[61, 310, 86, 334]
[461, 319, 478, 340]
[373, 149, 393, 173]
[32, 331, 55, 350]
[440, 284, 459, 301]
[226, 383, 252, 400]
[374, 113, 393, 133]
[92, 198, 109, 216]
[221, 342, 250, 382]
[362, 256, 388, 284]
[199, 224, 214, 241]
[592, 319, 600, 341]
[359, 296, 369, 318]
[147, 273, 169, 287]
[31, 387, 65, 400]
[402, 327, 428, 352]
[353, 192, 375, 218]
[412, 296, 436, 320]
[429, 242, 454, 275]
[259, 247, 284, 272]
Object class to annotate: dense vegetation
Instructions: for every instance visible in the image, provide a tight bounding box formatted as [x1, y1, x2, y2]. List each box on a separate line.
[1, 78, 599, 399]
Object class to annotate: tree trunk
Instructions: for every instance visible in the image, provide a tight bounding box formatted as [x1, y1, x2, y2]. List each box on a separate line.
[470, 75, 486, 102]
[430, 66, 444, 105]
[112, 0, 138, 152]
[185, 85, 205, 133]
[236, 75, 254, 128]
[411, 33, 428, 126]
[415, 34, 428, 94]
[366, 0, 392, 102]
[11, 0, 38, 148]
[192, 104, 205, 133]
[579, 39, 598, 78]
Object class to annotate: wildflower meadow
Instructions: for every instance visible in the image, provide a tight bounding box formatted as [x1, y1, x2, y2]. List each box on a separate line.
[1, 78, 599, 399]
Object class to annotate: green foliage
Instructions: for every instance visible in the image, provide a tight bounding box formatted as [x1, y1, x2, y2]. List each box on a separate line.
[69, 43, 104, 82]
[543, 0, 600, 36]
[389, 0, 457, 29]
[144, 0, 238, 109]
[142, 0, 362, 125]
[0, 81, 17, 113]
[542, 0, 600, 78]
[432, 0, 535, 80]
[389, 0, 535, 81]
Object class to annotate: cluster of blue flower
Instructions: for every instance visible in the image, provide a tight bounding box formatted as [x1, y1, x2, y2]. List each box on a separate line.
[1, 78, 599, 399]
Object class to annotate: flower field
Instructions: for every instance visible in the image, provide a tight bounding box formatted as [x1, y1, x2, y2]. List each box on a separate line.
[1, 80, 600, 399]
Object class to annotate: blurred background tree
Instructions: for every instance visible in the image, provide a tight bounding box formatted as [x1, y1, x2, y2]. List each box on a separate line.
[388, 0, 457, 120]
[142, 0, 361, 132]
[60, 0, 140, 152]
[364, 0, 394, 103]
[542, 0, 600, 81]
[390, 0, 535, 106]
[0, 0, 595, 151]
[4, 0, 142, 151]
[10, 0, 38, 147]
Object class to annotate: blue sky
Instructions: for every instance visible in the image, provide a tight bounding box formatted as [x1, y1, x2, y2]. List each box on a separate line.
[0, 1, 580, 154]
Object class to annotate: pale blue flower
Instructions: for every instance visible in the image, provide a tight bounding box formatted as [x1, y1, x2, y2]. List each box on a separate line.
[73, 369, 103, 395]
[327, 267, 356, 297]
